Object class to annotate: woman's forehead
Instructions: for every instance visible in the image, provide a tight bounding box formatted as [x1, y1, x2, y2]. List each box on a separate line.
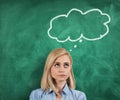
[55, 55, 71, 63]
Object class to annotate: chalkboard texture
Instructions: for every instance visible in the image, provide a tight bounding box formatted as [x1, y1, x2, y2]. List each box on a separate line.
[0, 0, 120, 100]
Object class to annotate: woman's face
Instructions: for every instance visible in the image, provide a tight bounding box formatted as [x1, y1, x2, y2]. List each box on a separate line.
[51, 54, 71, 83]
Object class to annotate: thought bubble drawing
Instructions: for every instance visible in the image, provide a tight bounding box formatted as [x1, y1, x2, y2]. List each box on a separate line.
[47, 8, 111, 51]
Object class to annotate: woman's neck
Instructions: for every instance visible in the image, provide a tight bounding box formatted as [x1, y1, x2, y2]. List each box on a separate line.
[55, 81, 66, 94]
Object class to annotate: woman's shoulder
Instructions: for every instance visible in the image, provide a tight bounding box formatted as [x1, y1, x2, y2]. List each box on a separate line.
[70, 89, 87, 100]
[29, 88, 45, 100]
[30, 88, 43, 94]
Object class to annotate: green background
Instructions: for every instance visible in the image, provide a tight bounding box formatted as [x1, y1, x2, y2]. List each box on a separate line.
[0, 0, 120, 100]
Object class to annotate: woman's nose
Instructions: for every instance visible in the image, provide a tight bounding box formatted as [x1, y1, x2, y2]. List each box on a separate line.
[59, 66, 65, 72]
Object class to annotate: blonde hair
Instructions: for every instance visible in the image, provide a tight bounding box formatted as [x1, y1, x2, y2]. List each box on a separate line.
[41, 48, 75, 94]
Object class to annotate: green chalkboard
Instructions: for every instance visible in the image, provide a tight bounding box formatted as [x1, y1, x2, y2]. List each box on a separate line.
[0, 0, 120, 100]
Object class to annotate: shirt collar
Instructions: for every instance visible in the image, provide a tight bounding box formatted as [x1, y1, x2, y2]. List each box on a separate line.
[62, 83, 70, 95]
[48, 88, 53, 93]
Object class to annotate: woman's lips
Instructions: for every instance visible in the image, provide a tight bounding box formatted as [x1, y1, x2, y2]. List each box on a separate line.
[58, 74, 66, 76]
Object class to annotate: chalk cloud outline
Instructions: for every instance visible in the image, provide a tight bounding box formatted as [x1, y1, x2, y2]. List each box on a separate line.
[48, 8, 111, 43]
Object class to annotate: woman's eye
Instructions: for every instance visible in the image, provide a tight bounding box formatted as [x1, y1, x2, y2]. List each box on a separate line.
[54, 63, 60, 67]
[64, 63, 69, 68]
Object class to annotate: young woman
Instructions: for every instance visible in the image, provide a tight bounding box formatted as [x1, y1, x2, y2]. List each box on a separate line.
[30, 48, 87, 100]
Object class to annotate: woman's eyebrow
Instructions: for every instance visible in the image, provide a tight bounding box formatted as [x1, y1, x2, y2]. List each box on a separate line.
[54, 61, 60, 63]
[54, 61, 70, 63]
[64, 61, 70, 63]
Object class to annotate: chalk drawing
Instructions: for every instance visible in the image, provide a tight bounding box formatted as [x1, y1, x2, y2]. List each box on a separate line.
[47, 8, 111, 51]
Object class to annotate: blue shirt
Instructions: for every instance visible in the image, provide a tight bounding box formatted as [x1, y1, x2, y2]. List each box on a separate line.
[30, 84, 87, 100]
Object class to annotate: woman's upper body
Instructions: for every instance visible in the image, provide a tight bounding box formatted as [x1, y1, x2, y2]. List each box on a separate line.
[30, 83, 86, 100]
[30, 48, 87, 100]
